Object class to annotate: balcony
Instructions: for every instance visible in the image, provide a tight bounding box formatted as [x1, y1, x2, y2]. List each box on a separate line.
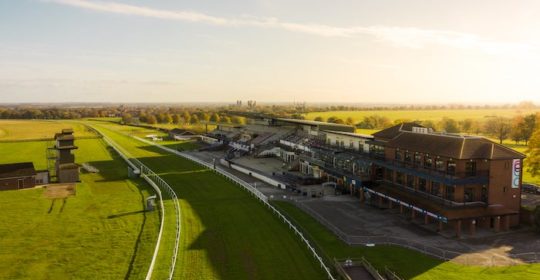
[364, 158, 490, 185]
[375, 181, 487, 209]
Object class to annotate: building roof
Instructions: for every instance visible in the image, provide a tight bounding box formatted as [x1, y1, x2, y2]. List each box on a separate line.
[275, 118, 351, 127]
[0, 162, 36, 179]
[323, 130, 374, 139]
[386, 131, 526, 160]
[58, 163, 79, 170]
[169, 128, 196, 135]
[372, 122, 425, 141]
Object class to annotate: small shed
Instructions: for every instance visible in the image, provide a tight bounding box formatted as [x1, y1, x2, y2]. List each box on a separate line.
[0, 162, 37, 191]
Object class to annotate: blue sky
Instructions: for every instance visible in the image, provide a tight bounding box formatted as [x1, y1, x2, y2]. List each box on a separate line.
[1, 0, 540, 103]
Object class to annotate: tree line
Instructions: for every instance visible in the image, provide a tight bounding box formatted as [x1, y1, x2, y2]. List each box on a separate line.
[313, 113, 538, 145]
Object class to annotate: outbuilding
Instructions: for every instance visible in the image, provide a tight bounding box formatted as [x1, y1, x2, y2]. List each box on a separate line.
[0, 162, 37, 191]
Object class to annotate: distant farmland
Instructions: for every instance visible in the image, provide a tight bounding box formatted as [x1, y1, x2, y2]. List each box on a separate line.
[0, 120, 95, 141]
[304, 108, 539, 122]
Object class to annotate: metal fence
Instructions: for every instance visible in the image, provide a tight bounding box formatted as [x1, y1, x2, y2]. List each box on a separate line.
[91, 126, 181, 280]
[133, 136, 337, 280]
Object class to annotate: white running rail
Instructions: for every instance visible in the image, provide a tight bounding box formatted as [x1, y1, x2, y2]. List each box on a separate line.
[133, 136, 336, 280]
[90, 125, 181, 280]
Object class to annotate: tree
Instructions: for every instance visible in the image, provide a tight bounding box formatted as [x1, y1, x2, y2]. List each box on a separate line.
[484, 117, 511, 144]
[201, 112, 210, 122]
[209, 113, 220, 123]
[190, 114, 199, 124]
[523, 114, 537, 145]
[313, 116, 325, 122]
[181, 111, 191, 124]
[164, 113, 173, 124]
[231, 116, 245, 125]
[121, 113, 132, 124]
[345, 117, 355, 126]
[527, 126, 540, 177]
[510, 116, 526, 144]
[172, 114, 180, 124]
[147, 115, 157, 124]
[221, 116, 231, 123]
[459, 118, 474, 133]
[439, 117, 460, 133]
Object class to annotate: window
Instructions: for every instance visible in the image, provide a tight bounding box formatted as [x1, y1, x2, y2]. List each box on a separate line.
[419, 178, 427, 192]
[396, 172, 404, 185]
[481, 185, 488, 203]
[464, 187, 474, 202]
[445, 185, 455, 200]
[385, 169, 394, 182]
[424, 155, 433, 169]
[395, 151, 402, 161]
[349, 141, 354, 149]
[404, 151, 411, 162]
[447, 160, 456, 175]
[414, 152, 422, 166]
[465, 161, 476, 176]
[406, 175, 415, 188]
[435, 159, 444, 171]
[431, 182, 441, 197]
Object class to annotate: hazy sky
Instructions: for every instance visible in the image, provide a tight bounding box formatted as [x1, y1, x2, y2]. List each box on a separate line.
[1, 0, 540, 103]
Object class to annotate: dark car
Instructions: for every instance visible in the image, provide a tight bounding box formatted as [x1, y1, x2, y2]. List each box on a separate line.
[522, 184, 540, 194]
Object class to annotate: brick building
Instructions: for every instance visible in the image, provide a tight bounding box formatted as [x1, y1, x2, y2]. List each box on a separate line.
[363, 123, 526, 236]
[297, 122, 526, 237]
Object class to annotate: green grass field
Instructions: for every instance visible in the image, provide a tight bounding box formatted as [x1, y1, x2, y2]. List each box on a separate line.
[0, 137, 159, 279]
[272, 201, 540, 280]
[305, 108, 540, 123]
[0, 120, 96, 141]
[92, 121, 326, 280]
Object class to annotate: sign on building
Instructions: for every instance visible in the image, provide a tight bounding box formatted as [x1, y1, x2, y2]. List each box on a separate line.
[512, 159, 521, 189]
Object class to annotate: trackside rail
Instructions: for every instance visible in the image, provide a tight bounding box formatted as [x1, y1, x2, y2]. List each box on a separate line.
[132, 136, 336, 280]
[90, 126, 181, 280]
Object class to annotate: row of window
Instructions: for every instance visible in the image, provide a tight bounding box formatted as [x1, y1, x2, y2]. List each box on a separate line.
[395, 150, 477, 176]
[386, 170, 488, 203]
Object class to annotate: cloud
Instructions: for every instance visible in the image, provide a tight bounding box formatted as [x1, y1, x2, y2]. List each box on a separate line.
[44, 0, 534, 55]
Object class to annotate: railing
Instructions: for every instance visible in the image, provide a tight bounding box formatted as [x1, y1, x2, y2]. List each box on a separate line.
[378, 182, 487, 208]
[90, 125, 181, 280]
[385, 267, 404, 280]
[132, 135, 336, 280]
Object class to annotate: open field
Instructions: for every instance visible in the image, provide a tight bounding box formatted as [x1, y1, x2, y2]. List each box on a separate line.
[0, 136, 159, 279]
[272, 201, 540, 280]
[93, 121, 326, 280]
[0, 120, 96, 141]
[305, 108, 540, 123]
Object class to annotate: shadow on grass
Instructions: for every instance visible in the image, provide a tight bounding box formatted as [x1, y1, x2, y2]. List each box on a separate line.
[108, 210, 147, 219]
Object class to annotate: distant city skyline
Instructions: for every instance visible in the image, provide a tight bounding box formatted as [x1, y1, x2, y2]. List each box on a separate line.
[1, 0, 540, 103]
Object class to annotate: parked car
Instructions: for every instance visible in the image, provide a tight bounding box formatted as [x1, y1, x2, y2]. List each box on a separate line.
[522, 184, 540, 194]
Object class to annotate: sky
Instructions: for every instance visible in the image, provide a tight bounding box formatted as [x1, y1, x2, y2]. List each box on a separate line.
[1, 0, 540, 104]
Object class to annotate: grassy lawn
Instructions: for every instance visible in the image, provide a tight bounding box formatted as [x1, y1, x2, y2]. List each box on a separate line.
[92, 121, 326, 280]
[0, 137, 159, 279]
[304, 108, 540, 123]
[0, 120, 96, 141]
[272, 201, 540, 280]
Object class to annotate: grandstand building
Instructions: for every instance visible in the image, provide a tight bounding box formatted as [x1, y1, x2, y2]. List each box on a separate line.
[209, 116, 525, 237]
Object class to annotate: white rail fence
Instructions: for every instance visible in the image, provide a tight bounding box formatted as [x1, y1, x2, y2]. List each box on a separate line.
[91, 126, 181, 280]
[132, 136, 336, 280]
